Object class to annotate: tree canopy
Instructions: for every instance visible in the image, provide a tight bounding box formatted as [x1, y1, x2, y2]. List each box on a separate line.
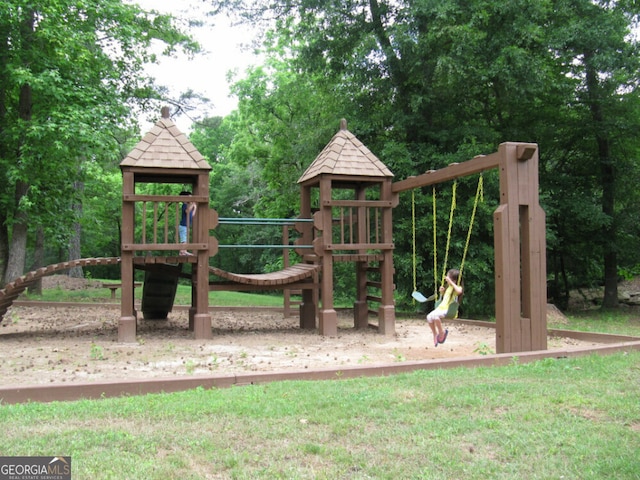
[0, 0, 199, 282]
[198, 0, 640, 312]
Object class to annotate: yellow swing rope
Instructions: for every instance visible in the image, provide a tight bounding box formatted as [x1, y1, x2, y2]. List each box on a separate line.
[435, 175, 483, 289]
[459, 175, 484, 281]
[411, 190, 417, 295]
[439, 180, 457, 288]
[414, 174, 484, 299]
[432, 186, 438, 297]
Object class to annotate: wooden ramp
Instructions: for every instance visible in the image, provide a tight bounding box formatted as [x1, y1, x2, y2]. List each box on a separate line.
[208, 263, 320, 287]
[0, 257, 121, 323]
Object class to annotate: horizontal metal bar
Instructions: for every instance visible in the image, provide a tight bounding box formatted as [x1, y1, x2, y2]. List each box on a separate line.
[123, 194, 209, 203]
[122, 243, 207, 251]
[217, 244, 313, 249]
[322, 200, 393, 207]
[218, 217, 313, 225]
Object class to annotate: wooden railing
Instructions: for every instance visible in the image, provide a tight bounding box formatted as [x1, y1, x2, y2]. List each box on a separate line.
[314, 201, 394, 253]
[121, 195, 209, 253]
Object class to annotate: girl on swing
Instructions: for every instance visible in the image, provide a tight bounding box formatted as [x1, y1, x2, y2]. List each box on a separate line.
[427, 268, 463, 347]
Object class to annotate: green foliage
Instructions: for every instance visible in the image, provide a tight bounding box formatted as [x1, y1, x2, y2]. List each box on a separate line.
[619, 265, 640, 281]
[81, 165, 122, 275]
[203, 0, 640, 314]
[226, 31, 354, 218]
[473, 342, 494, 356]
[0, 0, 199, 280]
[90, 343, 105, 361]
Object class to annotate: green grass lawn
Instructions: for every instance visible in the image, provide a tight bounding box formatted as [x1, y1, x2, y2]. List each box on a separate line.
[550, 309, 640, 337]
[0, 351, 638, 479]
[22, 281, 287, 307]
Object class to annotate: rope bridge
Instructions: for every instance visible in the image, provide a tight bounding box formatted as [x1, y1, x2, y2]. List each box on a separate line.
[208, 263, 320, 287]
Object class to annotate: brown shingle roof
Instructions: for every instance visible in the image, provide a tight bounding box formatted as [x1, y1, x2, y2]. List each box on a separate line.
[120, 116, 211, 171]
[298, 123, 393, 184]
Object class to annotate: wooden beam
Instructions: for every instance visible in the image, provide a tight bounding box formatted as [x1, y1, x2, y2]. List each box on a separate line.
[391, 151, 501, 193]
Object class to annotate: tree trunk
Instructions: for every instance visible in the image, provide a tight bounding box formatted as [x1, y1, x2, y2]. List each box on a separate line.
[4, 12, 34, 284]
[3, 180, 29, 284]
[3, 79, 32, 283]
[0, 11, 8, 283]
[584, 53, 618, 308]
[68, 221, 83, 277]
[0, 210, 8, 282]
[68, 181, 84, 278]
[600, 141, 618, 308]
[4, 10, 35, 283]
[27, 226, 44, 295]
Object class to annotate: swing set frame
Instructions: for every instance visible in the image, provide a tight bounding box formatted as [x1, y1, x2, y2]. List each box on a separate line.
[393, 142, 547, 354]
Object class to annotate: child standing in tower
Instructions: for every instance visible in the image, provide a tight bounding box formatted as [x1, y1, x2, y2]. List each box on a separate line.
[179, 191, 197, 256]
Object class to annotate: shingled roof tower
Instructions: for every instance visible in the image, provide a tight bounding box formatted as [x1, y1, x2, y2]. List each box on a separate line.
[118, 107, 213, 342]
[297, 119, 396, 336]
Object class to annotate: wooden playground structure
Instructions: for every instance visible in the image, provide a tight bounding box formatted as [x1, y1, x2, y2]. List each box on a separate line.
[5, 112, 640, 407]
[0, 109, 546, 355]
[115, 109, 546, 353]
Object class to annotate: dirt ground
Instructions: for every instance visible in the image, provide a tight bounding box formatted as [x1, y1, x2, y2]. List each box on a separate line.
[0, 276, 604, 387]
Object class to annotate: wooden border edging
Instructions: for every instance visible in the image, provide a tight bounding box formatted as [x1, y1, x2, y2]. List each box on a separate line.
[1, 339, 639, 405]
[447, 318, 640, 344]
[11, 301, 290, 313]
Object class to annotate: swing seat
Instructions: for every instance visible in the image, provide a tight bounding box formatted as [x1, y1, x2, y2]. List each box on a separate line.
[435, 298, 459, 319]
[412, 291, 427, 303]
[412, 291, 437, 303]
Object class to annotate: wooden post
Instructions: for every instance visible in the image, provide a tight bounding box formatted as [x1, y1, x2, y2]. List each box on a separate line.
[378, 179, 395, 335]
[494, 143, 546, 353]
[354, 186, 369, 329]
[318, 177, 338, 336]
[282, 225, 302, 320]
[192, 173, 212, 339]
[118, 171, 137, 342]
[188, 272, 197, 331]
[298, 186, 317, 329]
